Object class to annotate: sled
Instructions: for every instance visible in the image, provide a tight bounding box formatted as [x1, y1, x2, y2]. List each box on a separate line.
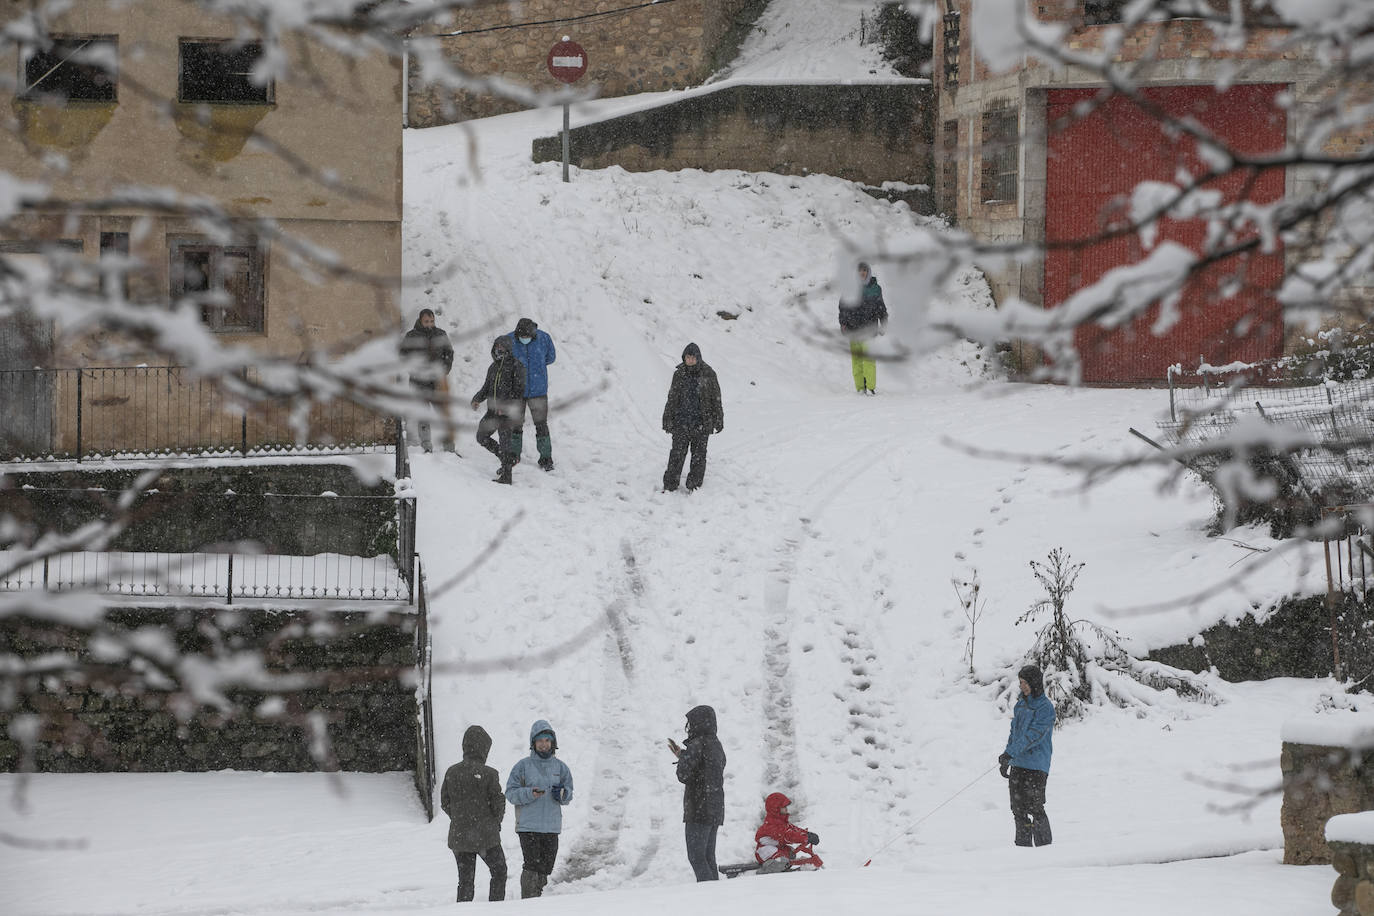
[719, 845, 823, 878]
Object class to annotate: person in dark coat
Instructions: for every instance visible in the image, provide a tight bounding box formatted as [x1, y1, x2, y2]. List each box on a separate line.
[470, 335, 527, 485]
[667, 704, 726, 881]
[399, 308, 455, 451]
[999, 664, 1056, 847]
[439, 725, 507, 902]
[660, 342, 724, 492]
[505, 317, 558, 471]
[837, 261, 888, 395]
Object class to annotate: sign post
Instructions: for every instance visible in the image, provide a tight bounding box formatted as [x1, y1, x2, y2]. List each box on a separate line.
[546, 36, 588, 183]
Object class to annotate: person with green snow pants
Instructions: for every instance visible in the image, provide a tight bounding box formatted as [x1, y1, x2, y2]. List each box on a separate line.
[837, 261, 887, 394]
[505, 719, 574, 898]
[506, 317, 558, 471]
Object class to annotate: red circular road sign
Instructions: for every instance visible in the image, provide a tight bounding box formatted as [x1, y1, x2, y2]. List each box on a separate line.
[547, 38, 588, 84]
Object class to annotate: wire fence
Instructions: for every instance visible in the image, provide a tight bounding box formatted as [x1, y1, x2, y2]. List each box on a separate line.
[0, 366, 395, 462]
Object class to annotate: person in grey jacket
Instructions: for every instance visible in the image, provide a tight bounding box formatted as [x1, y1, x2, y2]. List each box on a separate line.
[505, 719, 574, 898]
[668, 704, 726, 881]
[439, 725, 507, 902]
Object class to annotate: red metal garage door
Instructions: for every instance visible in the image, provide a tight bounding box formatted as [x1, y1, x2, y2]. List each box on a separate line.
[1044, 85, 1287, 384]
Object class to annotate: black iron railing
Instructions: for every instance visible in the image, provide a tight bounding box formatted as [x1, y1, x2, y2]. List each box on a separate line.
[0, 366, 395, 462]
[413, 556, 436, 820]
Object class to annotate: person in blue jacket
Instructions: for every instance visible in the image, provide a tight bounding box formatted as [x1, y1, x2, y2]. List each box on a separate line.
[506, 317, 558, 471]
[999, 664, 1055, 847]
[505, 719, 574, 897]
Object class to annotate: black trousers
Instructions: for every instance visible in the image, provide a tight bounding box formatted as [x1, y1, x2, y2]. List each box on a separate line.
[1008, 766, 1052, 846]
[518, 831, 560, 876]
[452, 844, 507, 902]
[476, 407, 522, 468]
[664, 429, 710, 490]
[684, 822, 719, 881]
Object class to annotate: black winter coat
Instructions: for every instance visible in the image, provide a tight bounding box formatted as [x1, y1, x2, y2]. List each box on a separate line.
[400, 320, 455, 384]
[472, 339, 526, 416]
[662, 359, 724, 435]
[838, 276, 888, 339]
[440, 725, 506, 852]
[676, 705, 726, 826]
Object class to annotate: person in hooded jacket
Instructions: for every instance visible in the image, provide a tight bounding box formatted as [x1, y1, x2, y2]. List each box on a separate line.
[837, 261, 888, 395]
[470, 335, 527, 485]
[505, 317, 558, 471]
[660, 342, 724, 492]
[439, 725, 507, 902]
[667, 705, 726, 881]
[753, 792, 822, 873]
[998, 664, 1055, 847]
[505, 719, 575, 898]
[399, 308, 456, 452]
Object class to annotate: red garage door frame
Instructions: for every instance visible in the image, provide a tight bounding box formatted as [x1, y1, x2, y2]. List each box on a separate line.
[1044, 85, 1288, 385]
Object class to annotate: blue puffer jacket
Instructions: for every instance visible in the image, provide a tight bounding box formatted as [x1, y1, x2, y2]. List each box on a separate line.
[505, 719, 574, 833]
[1004, 692, 1055, 773]
[506, 330, 556, 398]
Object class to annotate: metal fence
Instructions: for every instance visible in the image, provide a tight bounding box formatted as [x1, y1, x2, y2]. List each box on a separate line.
[0, 366, 395, 461]
[413, 557, 436, 820]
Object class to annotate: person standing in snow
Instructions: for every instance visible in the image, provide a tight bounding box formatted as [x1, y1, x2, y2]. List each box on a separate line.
[667, 705, 727, 881]
[505, 719, 574, 898]
[660, 342, 724, 492]
[506, 317, 558, 471]
[837, 261, 888, 395]
[470, 335, 527, 485]
[999, 664, 1055, 847]
[399, 308, 455, 452]
[440, 725, 507, 902]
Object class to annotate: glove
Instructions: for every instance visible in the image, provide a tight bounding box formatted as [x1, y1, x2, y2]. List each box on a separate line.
[998, 753, 1012, 778]
[550, 785, 567, 803]
[806, 831, 819, 846]
[713, 424, 723, 434]
[663, 424, 672, 434]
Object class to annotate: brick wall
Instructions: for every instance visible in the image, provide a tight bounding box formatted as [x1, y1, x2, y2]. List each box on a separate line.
[407, 0, 767, 127]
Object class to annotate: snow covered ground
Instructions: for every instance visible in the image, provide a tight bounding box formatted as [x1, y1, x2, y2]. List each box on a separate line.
[0, 2, 1356, 914]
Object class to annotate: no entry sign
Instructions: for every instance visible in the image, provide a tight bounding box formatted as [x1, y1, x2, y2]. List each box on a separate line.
[547, 38, 587, 84]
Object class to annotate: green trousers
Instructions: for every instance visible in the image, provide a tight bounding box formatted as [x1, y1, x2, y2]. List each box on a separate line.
[850, 340, 876, 392]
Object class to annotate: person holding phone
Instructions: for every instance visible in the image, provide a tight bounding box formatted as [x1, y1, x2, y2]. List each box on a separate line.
[668, 704, 726, 881]
[505, 719, 574, 897]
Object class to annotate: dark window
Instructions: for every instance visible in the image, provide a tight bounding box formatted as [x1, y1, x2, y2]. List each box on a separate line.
[943, 4, 961, 91]
[1085, 1, 1289, 26]
[981, 104, 1019, 205]
[938, 119, 959, 217]
[1083, 0, 1127, 24]
[169, 237, 266, 333]
[22, 36, 117, 102]
[100, 232, 130, 299]
[178, 40, 273, 104]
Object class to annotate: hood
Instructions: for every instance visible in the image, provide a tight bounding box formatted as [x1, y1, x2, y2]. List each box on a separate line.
[515, 317, 538, 338]
[492, 335, 514, 360]
[764, 792, 791, 817]
[461, 725, 492, 763]
[681, 342, 702, 362]
[685, 704, 717, 739]
[1019, 664, 1045, 697]
[529, 718, 557, 752]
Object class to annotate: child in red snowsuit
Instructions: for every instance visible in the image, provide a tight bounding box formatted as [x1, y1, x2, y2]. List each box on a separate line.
[754, 792, 823, 871]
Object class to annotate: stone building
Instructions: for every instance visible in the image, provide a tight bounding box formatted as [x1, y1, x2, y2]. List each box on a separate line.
[406, 0, 766, 127]
[0, 1, 403, 452]
[934, 1, 1366, 383]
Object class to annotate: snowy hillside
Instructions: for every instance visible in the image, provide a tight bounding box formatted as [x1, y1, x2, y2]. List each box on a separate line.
[1, 2, 1354, 914]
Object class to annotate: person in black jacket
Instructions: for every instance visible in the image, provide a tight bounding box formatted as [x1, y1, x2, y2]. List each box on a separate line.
[837, 262, 888, 395]
[668, 704, 727, 881]
[660, 343, 724, 493]
[471, 335, 527, 485]
[440, 725, 507, 902]
[399, 308, 455, 451]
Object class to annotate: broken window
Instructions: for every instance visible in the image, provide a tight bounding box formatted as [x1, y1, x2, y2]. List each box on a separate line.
[169, 237, 266, 333]
[21, 36, 117, 102]
[178, 40, 273, 104]
[981, 103, 1019, 205]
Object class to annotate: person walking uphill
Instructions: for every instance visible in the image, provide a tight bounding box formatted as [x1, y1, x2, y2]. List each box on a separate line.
[506, 719, 574, 898]
[999, 664, 1055, 847]
[399, 308, 455, 452]
[667, 705, 726, 881]
[838, 261, 887, 395]
[470, 335, 527, 485]
[506, 317, 558, 471]
[439, 725, 507, 902]
[661, 343, 723, 493]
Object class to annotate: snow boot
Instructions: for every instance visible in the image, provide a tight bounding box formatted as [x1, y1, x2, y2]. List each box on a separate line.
[510, 431, 523, 464]
[479, 438, 500, 457]
[1032, 817, 1052, 847]
[537, 434, 554, 471]
[520, 869, 543, 899]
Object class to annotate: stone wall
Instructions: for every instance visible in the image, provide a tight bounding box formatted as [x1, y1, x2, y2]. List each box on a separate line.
[1282, 741, 1374, 865]
[1330, 840, 1374, 916]
[2, 604, 419, 773]
[531, 82, 933, 196]
[407, 0, 768, 127]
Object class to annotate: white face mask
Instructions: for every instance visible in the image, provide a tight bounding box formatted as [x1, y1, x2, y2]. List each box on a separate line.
[518, 336, 532, 345]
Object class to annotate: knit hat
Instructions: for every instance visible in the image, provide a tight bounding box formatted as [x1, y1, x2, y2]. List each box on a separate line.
[515, 317, 538, 338]
[1018, 665, 1044, 696]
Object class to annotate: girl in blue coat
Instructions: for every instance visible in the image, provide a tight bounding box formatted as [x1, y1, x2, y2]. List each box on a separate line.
[999, 664, 1055, 847]
[506, 719, 574, 897]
